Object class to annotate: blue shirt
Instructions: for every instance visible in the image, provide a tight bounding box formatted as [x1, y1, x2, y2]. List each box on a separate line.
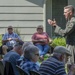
[3, 50, 20, 75]
[2, 32, 21, 47]
[20, 58, 40, 74]
[18, 55, 40, 66]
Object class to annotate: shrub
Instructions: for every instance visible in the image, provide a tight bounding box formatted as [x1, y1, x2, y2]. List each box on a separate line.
[50, 37, 66, 48]
[0, 34, 2, 46]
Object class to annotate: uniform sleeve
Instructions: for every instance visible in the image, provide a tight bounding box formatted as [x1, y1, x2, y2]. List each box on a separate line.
[54, 21, 75, 37]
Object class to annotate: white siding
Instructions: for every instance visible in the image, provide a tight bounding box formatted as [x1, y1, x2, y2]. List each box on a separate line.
[0, 0, 44, 41]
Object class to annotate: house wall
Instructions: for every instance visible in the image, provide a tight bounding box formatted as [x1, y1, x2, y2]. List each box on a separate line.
[68, 0, 75, 7]
[0, 0, 44, 41]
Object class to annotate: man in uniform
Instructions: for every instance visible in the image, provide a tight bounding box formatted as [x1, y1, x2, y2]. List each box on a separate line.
[48, 5, 75, 63]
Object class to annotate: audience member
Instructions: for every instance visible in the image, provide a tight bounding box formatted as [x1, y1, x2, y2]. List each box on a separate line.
[2, 26, 22, 54]
[3, 42, 23, 75]
[32, 25, 52, 60]
[39, 46, 75, 75]
[17, 41, 33, 64]
[20, 45, 40, 74]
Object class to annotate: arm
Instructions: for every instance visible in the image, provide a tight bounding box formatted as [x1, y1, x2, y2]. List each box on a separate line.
[13, 33, 22, 42]
[32, 33, 39, 44]
[54, 21, 75, 37]
[2, 33, 12, 44]
[48, 19, 75, 37]
[68, 64, 75, 75]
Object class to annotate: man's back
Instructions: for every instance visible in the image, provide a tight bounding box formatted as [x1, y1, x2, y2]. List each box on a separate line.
[3, 50, 20, 75]
[39, 56, 66, 75]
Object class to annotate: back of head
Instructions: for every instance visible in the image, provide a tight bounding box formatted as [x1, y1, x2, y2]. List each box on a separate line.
[22, 41, 33, 51]
[53, 46, 71, 56]
[14, 42, 23, 55]
[24, 45, 39, 60]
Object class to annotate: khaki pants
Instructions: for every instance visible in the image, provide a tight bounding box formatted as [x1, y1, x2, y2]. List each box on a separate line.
[66, 44, 75, 64]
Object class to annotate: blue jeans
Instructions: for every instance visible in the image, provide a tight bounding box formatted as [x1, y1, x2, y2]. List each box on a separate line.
[35, 44, 50, 56]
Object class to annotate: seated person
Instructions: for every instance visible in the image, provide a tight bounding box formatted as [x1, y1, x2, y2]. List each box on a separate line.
[20, 45, 40, 74]
[39, 46, 75, 75]
[17, 41, 33, 65]
[3, 43, 23, 75]
[2, 26, 22, 54]
[32, 25, 52, 60]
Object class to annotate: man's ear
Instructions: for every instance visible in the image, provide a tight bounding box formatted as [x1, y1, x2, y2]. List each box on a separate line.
[69, 11, 72, 15]
[60, 55, 64, 61]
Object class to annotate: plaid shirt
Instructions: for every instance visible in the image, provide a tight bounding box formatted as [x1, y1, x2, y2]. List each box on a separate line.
[20, 58, 39, 73]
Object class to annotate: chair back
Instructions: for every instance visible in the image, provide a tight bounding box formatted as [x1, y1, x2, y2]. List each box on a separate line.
[16, 65, 28, 75]
[29, 70, 40, 75]
[4, 61, 15, 75]
[0, 61, 4, 75]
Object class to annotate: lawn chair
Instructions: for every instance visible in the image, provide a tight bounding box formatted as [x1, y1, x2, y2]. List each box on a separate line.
[16, 65, 28, 75]
[0, 61, 4, 75]
[29, 70, 40, 75]
[4, 61, 15, 75]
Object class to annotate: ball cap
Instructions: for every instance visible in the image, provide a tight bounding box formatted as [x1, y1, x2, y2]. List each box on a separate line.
[53, 46, 72, 56]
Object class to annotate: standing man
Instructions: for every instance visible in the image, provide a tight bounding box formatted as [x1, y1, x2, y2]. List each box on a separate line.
[48, 5, 75, 64]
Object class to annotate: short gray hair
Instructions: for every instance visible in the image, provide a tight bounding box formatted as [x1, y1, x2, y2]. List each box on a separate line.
[24, 45, 39, 60]
[64, 5, 75, 13]
[22, 41, 33, 51]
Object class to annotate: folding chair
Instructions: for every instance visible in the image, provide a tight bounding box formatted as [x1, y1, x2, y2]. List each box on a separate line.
[0, 61, 4, 75]
[16, 65, 28, 75]
[29, 70, 40, 75]
[4, 61, 15, 75]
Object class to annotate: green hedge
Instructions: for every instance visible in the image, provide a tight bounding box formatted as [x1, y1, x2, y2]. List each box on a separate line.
[0, 34, 2, 46]
[50, 37, 66, 48]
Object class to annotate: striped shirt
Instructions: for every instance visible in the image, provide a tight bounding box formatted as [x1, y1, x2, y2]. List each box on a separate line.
[39, 56, 66, 75]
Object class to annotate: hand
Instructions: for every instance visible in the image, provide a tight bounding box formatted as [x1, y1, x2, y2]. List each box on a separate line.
[70, 64, 75, 72]
[7, 38, 12, 41]
[39, 39, 47, 42]
[14, 38, 19, 41]
[68, 64, 75, 75]
[47, 19, 57, 27]
[49, 39, 53, 44]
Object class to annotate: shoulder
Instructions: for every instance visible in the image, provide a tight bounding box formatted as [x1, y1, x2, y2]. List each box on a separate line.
[13, 33, 18, 35]
[33, 32, 38, 35]
[42, 57, 64, 67]
[3, 33, 8, 36]
[70, 17, 75, 23]
[43, 32, 48, 35]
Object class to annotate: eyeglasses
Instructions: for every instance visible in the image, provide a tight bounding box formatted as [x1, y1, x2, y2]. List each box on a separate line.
[35, 53, 39, 56]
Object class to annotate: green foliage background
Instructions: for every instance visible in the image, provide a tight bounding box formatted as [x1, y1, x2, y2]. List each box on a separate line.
[50, 37, 66, 48]
[0, 34, 2, 46]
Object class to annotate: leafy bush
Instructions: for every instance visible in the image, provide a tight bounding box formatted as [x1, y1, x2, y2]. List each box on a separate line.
[0, 34, 2, 46]
[50, 37, 66, 48]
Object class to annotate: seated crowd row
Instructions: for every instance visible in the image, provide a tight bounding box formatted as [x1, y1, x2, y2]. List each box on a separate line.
[1, 25, 52, 60]
[0, 25, 75, 75]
